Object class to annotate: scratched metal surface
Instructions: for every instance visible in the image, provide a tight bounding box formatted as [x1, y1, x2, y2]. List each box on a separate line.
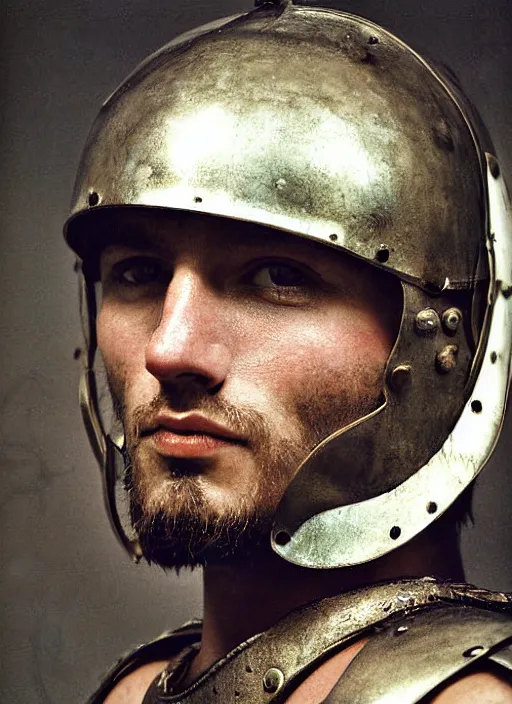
[0, 1, 511, 702]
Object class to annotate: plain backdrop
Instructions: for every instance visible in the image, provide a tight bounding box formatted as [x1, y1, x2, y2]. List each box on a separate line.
[1, 1, 511, 702]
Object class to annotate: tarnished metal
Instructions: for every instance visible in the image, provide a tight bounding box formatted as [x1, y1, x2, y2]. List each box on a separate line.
[63, 1, 512, 568]
[442, 307, 463, 334]
[415, 308, 441, 336]
[94, 579, 512, 704]
[324, 603, 512, 703]
[489, 644, 512, 671]
[262, 668, 284, 694]
[272, 157, 512, 567]
[388, 364, 412, 393]
[436, 344, 459, 373]
[65, 4, 485, 293]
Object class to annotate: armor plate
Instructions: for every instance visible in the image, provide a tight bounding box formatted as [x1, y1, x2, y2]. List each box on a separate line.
[86, 580, 512, 703]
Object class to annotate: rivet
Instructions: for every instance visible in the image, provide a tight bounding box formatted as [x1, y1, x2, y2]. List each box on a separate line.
[263, 667, 284, 694]
[73, 347, 82, 360]
[390, 526, 401, 540]
[88, 190, 100, 207]
[441, 307, 462, 334]
[375, 244, 389, 263]
[329, 233, 338, 242]
[194, 196, 203, 203]
[368, 35, 379, 44]
[395, 625, 408, 635]
[436, 344, 458, 373]
[274, 530, 291, 547]
[389, 364, 412, 393]
[275, 178, 287, 190]
[246, 664, 253, 673]
[490, 351, 497, 363]
[471, 399, 483, 414]
[463, 645, 485, 658]
[415, 308, 440, 335]
[427, 501, 438, 514]
[489, 156, 500, 179]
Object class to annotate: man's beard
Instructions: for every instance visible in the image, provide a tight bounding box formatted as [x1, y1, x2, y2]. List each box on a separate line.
[109, 367, 384, 571]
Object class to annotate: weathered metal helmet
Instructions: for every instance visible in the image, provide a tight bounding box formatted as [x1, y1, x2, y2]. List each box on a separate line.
[64, 0, 512, 567]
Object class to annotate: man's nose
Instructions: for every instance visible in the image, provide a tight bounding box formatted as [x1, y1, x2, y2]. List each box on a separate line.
[145, 270, 231, 390]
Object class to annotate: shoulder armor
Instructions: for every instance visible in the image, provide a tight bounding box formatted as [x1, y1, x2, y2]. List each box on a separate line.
[86, 620, 202, 704]
[141, 579, 512, 703]
[324, 603, 512, 703]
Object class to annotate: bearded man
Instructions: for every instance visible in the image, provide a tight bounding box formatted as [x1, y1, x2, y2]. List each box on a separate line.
[65, 1, 512, 702]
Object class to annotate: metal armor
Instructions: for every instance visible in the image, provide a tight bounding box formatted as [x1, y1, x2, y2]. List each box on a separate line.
[86, 579, 512, 703]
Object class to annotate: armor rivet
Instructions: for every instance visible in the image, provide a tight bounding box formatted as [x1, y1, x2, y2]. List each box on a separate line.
[415, 308, 440, 335]
[489, 156, 500, 179]
[441, 307, 462, 334]
[426, 501, 437, 514]
[490, 351, 498, 363]
[88, 190, 100, 207]
[73, 347, 82, 360]
[275, 178, 287, 190]
[471, 399, 483, 413]
[389, 526, 401, 540]
[389, 364, 412, 393]
[329, 233, 338, 242]
[395, 625, 408, 635]
[463, 645, 485, 658]
[436, 344, 458, 373]
[246, 664, 253, 673]
[368, 35, 379, 45]
[194, 196, 203, 203]
[274, 530, 291, 546]
[263, 667, 285, 694]
[375, 244, 389, 263]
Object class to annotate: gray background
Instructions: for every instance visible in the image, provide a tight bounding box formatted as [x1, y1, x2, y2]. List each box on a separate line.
[1, 0, 511, 702]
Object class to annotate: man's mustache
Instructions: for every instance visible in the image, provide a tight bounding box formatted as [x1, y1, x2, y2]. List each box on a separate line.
[123, 391, 269, 450]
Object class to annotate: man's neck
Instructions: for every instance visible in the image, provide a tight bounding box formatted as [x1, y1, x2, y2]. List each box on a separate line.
[187, 532, 464, 680]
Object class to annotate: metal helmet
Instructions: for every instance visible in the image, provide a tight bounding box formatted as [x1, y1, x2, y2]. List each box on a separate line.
[64, 0, 512, 568]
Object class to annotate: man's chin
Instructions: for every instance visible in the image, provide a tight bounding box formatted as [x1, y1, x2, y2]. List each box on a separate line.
[132, 505, 275, 571]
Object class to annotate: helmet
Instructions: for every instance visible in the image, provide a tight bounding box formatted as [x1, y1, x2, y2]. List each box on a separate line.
[64, 0, 512, 567]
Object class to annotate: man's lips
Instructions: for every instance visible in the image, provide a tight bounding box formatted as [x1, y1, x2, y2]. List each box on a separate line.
[141, 413, 244, 459]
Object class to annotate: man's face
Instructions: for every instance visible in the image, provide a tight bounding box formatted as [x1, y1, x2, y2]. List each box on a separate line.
[97, 211, 400, 568]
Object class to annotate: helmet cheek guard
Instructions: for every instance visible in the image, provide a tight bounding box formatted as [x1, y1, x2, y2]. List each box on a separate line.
[273, 158, 512, 566]
[64, 1, 512, 566]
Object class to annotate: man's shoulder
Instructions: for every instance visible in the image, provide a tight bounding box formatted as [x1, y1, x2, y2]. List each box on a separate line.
[429, 671, 512, 703]
[103, 660, 170, 704]
[87, 620, 202, 704]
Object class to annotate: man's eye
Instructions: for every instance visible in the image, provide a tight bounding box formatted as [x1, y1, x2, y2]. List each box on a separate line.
[251, 264, 307, 288]
[112, 258, 166, 286]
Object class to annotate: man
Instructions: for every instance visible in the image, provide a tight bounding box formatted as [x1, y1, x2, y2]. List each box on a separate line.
[64, 1, 512, 701]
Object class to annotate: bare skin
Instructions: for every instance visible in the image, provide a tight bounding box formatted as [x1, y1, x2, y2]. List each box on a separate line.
[96, 211, 509, 703]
